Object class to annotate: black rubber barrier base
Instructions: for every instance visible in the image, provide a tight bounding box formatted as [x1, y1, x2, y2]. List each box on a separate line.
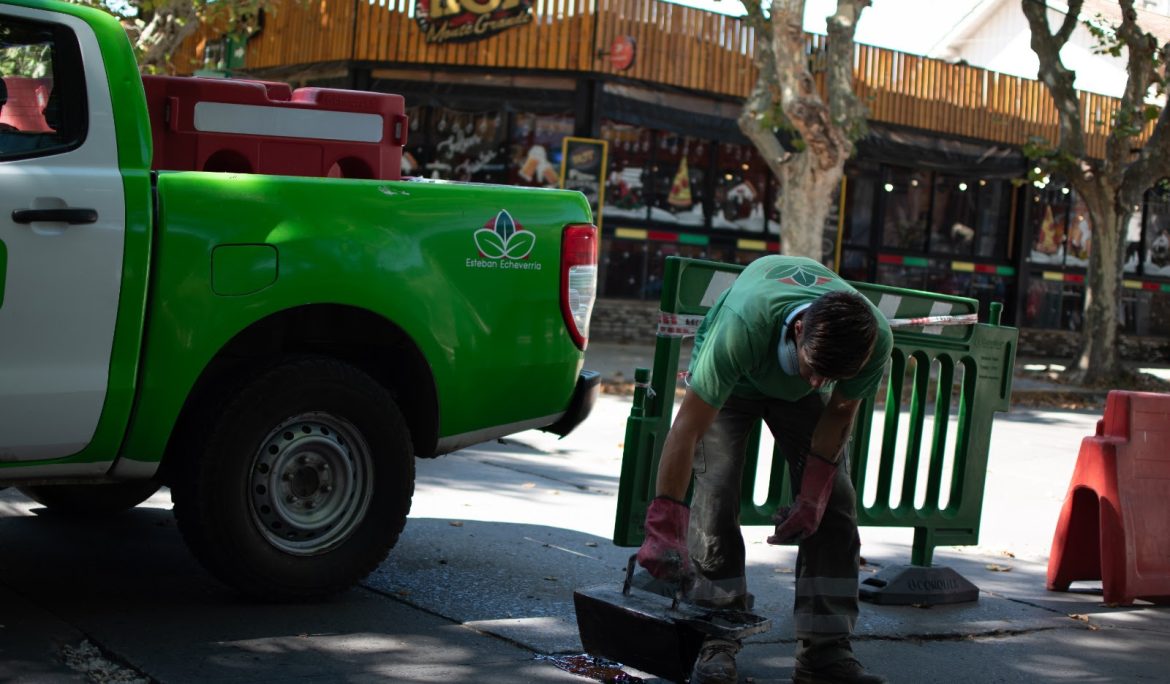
[859, 564, 980, 605]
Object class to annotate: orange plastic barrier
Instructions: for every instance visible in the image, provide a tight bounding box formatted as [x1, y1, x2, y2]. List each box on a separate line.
[1047, 390, 1170, 605]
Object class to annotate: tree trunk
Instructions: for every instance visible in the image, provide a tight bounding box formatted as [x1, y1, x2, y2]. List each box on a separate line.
[737, 0, 868, 261]
[1076, 205, 1127, 384]
[778, 151, 841, 258]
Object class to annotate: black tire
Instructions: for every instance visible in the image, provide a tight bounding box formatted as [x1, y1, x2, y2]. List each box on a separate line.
[172, 357, 414, 601]
[18, 481, 160, 515]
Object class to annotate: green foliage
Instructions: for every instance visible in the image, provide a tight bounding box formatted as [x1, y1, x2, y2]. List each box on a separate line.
[0, 22, 51, 77]
[57, 0, 275, 72]
[1083, 12, 1124, 58]
[1022, 135, 1082, 186]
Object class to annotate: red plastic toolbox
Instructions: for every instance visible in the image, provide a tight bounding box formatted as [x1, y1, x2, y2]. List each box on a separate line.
[141, 75, 407, 180]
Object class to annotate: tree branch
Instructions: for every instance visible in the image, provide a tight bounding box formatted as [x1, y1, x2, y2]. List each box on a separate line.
[770, 0, 852, 171]
[738, 0, 793, 178]
[825, 0, 870, 137]
[1021, 0, 1086, 158]
[1121, 40, 1170, 206]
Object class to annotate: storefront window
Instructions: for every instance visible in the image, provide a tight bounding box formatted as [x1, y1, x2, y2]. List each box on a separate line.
[509, 112, 573, 188]
[602, 121, 652, 222]
[426, 107, 507, 183]
[1144, 187, 1170, 277]
[1121, 288, 1154, 336]
[402, 106, 426, 177]
[929, 175, 976, 255]
[712, 143, 766, 233]
[838, 249, 870, 282]
[1124, 211, 1142, 274]
[974, 179, 1011, 259]
[648, 133, 708, 227]
[766, 190, 780, 236]
[876, 260, 928, 290]
[1151, 290, 1170, 336]
[1065, 192, 1092, 268]
[645, 242, 710, 300]
[843, 164, 877, 247]
[1024, 277, 1084, 331]
[601, 237, 647, 299]
[880, 168, 930, 251]
[1027, 186, 1071, 266]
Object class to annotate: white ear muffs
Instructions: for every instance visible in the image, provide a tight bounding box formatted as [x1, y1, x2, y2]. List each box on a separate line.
[777, 303, 811, 376]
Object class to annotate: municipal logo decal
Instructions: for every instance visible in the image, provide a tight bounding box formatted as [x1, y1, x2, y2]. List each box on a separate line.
[467, 210, 542, 271]
[765, 263, 833, 287]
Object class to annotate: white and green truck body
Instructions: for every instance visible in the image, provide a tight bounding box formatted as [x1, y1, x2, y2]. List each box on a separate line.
[0, 0, 599, 599]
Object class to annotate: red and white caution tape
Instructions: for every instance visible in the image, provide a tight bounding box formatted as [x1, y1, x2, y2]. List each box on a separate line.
[657, 310, 978, 338]
[886, 313, 979, 328]
[656, 312, 707, 338]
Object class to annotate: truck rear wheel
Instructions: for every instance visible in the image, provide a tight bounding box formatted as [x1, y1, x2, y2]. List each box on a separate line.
[17, 481, 160, 515]
[173, 357, 414, 601]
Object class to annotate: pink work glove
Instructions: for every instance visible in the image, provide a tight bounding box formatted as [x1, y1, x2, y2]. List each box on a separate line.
[767, 454, 838, 545]
[636, 496, 692, 581]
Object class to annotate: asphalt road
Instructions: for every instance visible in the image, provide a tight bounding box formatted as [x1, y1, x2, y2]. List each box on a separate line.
[2, 394, 1168, 683]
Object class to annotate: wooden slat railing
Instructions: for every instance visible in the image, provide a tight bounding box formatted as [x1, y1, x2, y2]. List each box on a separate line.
[169, 0, 1153, 159]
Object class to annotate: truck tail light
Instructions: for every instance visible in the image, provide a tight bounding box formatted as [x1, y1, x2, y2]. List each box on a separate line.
[561, 224, 598, 350]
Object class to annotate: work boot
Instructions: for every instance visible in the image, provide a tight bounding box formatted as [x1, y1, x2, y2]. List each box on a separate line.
[792, 658, 887, 684]
[690, 638, 740, 684]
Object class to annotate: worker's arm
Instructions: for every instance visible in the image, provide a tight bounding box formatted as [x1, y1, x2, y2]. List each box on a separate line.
[637, 388, 719, 580]
[809, 389, 862, 464]
[654, 388, 720, 500]
[768, 386, 861, 544]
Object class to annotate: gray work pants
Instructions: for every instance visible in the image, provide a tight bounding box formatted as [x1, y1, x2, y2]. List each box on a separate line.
[687, 393, 861, 669]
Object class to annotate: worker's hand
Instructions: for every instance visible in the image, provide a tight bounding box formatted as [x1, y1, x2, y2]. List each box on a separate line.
[636, 496, 692, 581]
[767, 455, 837, 545]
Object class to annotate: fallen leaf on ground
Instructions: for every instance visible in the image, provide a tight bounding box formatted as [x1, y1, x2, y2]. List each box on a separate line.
[522, 482, 536, 489]
[449, 521, 464, 527]
[773, 567, 794, 574]
[985, 563, 1012, 572]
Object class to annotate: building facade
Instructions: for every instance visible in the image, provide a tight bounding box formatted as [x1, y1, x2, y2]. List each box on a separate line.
[177, 0, 1170, 357]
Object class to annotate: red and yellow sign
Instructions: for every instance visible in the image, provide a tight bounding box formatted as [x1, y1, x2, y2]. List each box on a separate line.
[415, 0, 534, 44]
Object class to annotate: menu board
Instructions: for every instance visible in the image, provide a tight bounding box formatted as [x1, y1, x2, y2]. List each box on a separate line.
[559, 137, 609, 228]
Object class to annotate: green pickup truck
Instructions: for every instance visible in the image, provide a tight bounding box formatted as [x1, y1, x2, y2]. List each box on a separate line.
[0, 0, 599, 599]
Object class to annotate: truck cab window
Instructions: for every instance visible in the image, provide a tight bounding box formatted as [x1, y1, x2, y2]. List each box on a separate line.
[0, 15, 86, 160]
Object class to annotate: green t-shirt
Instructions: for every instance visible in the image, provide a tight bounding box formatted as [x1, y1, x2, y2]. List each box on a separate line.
[688, 255, 893, 407]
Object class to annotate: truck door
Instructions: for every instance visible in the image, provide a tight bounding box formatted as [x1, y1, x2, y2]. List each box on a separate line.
[0, 8, 126, 461]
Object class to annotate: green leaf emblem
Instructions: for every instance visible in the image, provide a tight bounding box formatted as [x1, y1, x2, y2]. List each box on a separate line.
[765, 264, 832, 287]
[505, 231, 536, 259]
[474, 229, 507, 258]
[494, 210, 516, 243]
[473, 210, 536, 260]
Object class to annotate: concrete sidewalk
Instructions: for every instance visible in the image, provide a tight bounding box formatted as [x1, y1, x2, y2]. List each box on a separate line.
[3, 349, 1167, 683]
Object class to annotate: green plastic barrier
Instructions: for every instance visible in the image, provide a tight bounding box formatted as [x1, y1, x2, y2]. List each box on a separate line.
[614, 257, 1018, 573]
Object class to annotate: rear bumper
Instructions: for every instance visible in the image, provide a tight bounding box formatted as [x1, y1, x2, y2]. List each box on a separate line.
[544, 369, 600, 437]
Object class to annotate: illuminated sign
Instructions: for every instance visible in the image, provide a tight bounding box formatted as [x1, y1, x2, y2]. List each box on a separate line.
[415, 0, 534, 44]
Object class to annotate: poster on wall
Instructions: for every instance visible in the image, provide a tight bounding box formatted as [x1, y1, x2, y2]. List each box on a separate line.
[560, 137, 609, 228]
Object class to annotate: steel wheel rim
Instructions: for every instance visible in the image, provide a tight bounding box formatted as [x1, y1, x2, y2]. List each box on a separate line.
[249, 412, 373, 555]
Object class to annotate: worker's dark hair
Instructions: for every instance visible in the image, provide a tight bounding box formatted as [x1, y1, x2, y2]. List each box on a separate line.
[799, 290, 878, 380]
[0, 78, 7, 107]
